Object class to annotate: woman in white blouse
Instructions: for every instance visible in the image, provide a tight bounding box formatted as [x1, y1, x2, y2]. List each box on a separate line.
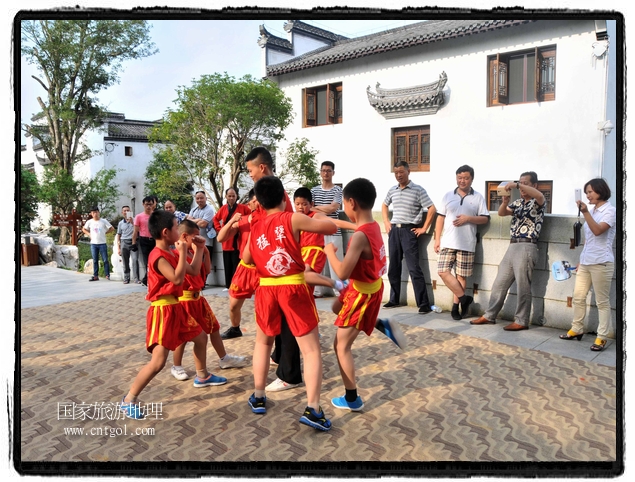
[560, 178, 616, 351]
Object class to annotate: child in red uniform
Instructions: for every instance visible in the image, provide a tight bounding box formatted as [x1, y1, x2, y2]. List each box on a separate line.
[121, 210, 220, 420]
[170, 220, 248, 382]
[242, 176, 337, 431]
[215, 189, 260, 340]
[294, 187, 347, 293]
[324, 178, 404, 412]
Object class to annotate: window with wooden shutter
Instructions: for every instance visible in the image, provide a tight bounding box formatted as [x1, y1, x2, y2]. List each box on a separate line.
[488, 46, 555, 107]
[303, 83, 342, 127]
[392, 126, 430, 172]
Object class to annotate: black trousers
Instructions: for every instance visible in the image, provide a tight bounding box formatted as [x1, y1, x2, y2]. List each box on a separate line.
[271, 315, 302, 384]
[121, 239, 132, 281]
[387, 225, 431, 309]
[222, 250, 240, 288]
[138, 236, 155, 285]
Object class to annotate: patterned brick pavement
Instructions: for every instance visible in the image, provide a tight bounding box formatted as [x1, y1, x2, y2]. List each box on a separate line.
[19, 292, 617, 468]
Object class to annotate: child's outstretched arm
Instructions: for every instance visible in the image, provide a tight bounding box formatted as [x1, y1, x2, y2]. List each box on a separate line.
[185, 235, 206, 276]
[292, 212, 337, 237]
[216, 211, 243, 243]
[324, 231, 369, 281]
[331, 218, 357, 231]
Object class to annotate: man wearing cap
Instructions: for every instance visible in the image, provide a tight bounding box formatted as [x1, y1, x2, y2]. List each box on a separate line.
[382, 161, 436, 314]
[82, 206, 114, 281]
[470, 172, 545, 331]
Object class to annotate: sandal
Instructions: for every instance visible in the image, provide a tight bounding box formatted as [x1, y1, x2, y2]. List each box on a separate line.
[89, 276, 99, 281]
[590, 339, 607, 351]
[559, 330, 583, 341]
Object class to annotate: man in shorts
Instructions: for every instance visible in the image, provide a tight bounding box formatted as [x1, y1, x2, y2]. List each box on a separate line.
[434, 165, 490, 320]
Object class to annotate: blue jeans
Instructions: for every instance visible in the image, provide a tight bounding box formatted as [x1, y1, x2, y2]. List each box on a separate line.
[91, 243, 110, 278]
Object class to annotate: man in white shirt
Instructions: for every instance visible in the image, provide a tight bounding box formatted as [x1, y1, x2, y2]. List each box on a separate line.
[189, 191, 217, 283]
[310, 161, 343, 297]
[82, 206, 114, 281]
[434, 165, 490, 320]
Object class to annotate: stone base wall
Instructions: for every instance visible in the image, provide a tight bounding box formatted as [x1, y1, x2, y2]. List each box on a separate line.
[340, 212, 620, 338]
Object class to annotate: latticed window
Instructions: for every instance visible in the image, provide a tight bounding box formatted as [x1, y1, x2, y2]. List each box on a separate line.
[303, 83, 342, 127]
[392, 126, 430, 172]
[488, 45, 556, 106]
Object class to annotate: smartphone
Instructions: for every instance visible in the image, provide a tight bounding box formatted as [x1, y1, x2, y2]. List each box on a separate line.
[126, 211, 133, 219]
[574, 189, 582, 203]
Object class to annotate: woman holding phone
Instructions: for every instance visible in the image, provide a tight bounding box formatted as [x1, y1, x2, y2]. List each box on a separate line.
[560, 178, 616, 351]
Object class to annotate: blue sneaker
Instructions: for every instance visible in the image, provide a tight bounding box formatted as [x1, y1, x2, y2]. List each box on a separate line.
[331, 395, 364, 411]
[120, 397, 145, 420]
[193, 373, 227, 387]
[299, 406, 331, 431]
[375, 318, 407, 349]
[248, 393, 267, 414]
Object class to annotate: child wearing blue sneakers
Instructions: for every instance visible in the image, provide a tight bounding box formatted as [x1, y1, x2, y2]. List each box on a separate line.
[242, 176, 337, 431]
[324, 178, 398, 412]
[120, 210, 224, 419]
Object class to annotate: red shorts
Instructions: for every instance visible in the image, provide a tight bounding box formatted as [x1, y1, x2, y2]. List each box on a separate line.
[302, 246, 326, 274]
[335, 280, 384, 336]
[146, 298, 202, 352]
[255, 281, 319, 337]
[229, 261, 259, 299]
[180, 291, 220, 334]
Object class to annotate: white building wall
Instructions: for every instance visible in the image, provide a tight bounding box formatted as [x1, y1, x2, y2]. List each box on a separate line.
[290, 32, 330, 57]
[272, 20, 615, 216]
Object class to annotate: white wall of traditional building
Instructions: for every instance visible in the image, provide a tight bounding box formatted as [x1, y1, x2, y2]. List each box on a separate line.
[268, 19, 617, 216]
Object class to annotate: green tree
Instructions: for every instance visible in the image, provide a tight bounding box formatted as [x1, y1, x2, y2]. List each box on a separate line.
[144, 149, 193, 213]
[21, 20, 157, 176]
[277, 138, 321, 190]
[20, 165, 40, 233]
[149, 73, 293, 209]
[79, 168, 122, 219]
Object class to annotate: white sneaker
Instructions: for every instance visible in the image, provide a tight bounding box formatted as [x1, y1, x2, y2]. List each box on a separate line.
[219, 353, 248, 369]
[265, 377, 301, 392]
[171, 366, 189, 381]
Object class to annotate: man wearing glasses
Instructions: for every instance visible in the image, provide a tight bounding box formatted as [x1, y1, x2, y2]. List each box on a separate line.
[311, 161, 343, 297]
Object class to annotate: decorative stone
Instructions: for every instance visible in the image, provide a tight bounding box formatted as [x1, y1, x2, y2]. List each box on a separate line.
[83, 259, 94, 274]
[53, 245, 79, 271]
[110, 235, 124, 281]
[32, 235, 56, 263]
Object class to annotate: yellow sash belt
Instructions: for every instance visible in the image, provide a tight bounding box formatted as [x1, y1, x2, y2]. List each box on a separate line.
[150, 295, 179, 306]
[301, 245, 324, 255]
[178, 290, 201, 301]
[352, 278, 382, 295]
[239, 259, 256, 269]
[259, 273, 306, 286]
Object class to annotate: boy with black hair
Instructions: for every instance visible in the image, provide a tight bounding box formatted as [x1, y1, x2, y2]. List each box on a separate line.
[324, 178, 404, 412]
[242, 176, 337, 431]
[120, 210, 221, 420]
[294, 187, 347, 293]
[170, 219, 248, 381]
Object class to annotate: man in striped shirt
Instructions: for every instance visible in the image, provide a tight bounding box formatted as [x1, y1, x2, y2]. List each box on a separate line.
[382, 161, 436, 314]
[311, 161, 343, 297]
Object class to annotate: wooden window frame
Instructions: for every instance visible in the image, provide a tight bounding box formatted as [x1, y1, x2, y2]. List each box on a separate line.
[125, 146, 133, 156]
[391, 125, 430, 172]
[488, 45, 556, 106]
[486, 180, 552, 213]
[303, 83, 342, 127]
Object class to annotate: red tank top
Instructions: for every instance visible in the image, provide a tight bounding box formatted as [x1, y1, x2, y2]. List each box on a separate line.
[146, 247, 184, 301]
[251, 191, 293, 225]
[237, 216, 252, 259]
[349, 222, 387, 283]
[180, 251, 208, 291]
[300, 211, 325, 248]
[249, 211, 304, 279]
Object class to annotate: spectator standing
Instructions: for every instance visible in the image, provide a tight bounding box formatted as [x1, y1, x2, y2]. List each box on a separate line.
[381, 161, 436, 314]
[213, 188, 251, 289]
[311, 161, 343, 297]
[132, 196, 155, 286]
[189, 191, 217, 284]
[116, 205, 135, 284]
[434, 165, 490, 320]
[82, 206, 114, 281]
[471, 172, 545, 330]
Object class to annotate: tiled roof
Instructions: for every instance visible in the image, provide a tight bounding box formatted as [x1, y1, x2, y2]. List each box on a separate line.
[266, 19, 532, 76]
[283, 20, 348, 42]
[106, 121, 157, 140]
[258, 24, 292, 50]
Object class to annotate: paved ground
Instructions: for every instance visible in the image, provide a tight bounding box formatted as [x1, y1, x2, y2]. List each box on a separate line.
[16, 265, 621, 475]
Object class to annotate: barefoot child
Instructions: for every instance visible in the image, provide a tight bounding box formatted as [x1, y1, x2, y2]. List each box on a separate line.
[120, 210, 221, 420]
[242, 176, 337, 431]
[323, 178, 398, 412]
[170, 219, 248, 382]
